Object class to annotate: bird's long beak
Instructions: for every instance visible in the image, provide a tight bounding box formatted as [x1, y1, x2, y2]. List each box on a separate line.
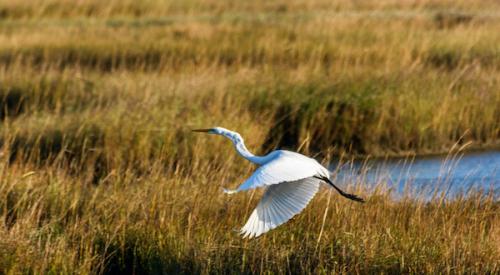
[192, 128, 212, 133]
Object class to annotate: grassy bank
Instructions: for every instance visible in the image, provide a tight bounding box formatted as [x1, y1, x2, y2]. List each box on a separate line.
[0, 0, 499, 273]
[0, 6, 498, 158]
[1, 159, 499, 274]
[1, 66, 498, 165]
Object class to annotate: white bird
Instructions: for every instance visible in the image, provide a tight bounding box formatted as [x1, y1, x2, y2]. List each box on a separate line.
[193, 127, 364, 238]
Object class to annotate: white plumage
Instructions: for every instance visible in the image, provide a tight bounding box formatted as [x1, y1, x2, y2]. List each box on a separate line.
[193, 127, 364, 238]
[241, 177, 320, 238]
[228, 150, 328, 192]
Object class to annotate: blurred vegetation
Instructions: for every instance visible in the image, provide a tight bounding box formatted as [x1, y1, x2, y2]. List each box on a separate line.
[0, 0, 499, 274]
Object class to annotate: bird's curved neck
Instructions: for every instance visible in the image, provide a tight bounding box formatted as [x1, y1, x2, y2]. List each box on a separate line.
[233, 141, 263, 165]
[231, 137, 265, 165]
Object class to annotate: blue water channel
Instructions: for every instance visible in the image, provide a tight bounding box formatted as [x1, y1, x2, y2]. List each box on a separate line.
[331, 150, 500, 200]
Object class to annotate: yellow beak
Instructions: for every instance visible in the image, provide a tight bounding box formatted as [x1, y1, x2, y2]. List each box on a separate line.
[192, 128, 212, 133]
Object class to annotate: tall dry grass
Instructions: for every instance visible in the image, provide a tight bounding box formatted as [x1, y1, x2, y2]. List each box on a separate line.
[0, 153, 498, 274]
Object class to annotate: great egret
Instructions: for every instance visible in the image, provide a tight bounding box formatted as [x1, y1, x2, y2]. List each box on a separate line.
[193, 127, 364, 238]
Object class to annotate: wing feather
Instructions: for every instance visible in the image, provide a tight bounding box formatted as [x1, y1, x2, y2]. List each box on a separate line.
[260, 210, 267, 235]
[271, 195, 293, 225]
[267, 199, 280, 228]
[273, 195, 294, 219]
[264, 202, 273, 232]
[240, 177, 320, 238]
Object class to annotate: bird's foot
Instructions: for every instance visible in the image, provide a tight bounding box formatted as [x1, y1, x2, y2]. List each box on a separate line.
[223, 188, 237, 194]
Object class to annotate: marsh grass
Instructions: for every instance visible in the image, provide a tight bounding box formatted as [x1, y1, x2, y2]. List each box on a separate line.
[0, 155, 498, 274]
[0, 0, 499, 273]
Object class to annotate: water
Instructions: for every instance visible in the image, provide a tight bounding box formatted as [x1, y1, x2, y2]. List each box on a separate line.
[331, 150, 500, 199]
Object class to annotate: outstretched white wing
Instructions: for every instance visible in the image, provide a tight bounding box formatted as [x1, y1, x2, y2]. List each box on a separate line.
[227, 151, 325, 193]
[240, 177, 320, 238]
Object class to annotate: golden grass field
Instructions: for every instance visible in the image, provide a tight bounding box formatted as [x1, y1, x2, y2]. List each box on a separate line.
[0, 0, 499, 274]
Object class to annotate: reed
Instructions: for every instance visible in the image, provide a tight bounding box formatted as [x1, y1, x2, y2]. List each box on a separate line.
[0, 156, 498, 274]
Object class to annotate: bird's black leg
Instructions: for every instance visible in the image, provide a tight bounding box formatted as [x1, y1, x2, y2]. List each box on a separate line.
[314, 176, 365, 203]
